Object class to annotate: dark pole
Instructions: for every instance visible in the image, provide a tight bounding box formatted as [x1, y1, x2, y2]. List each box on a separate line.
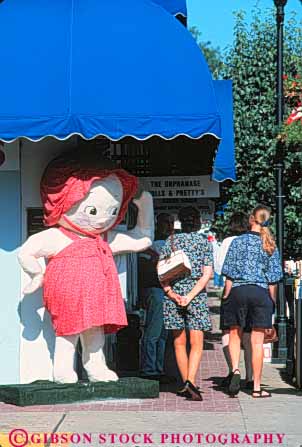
[273, 0, 287, 363]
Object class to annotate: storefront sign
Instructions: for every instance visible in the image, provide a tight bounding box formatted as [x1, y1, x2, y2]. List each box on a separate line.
[141, 176, 219, 199]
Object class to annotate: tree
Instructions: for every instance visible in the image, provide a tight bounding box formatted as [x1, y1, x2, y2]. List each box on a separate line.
[190, 26, 225, 79]
[214, 10, 302, 259]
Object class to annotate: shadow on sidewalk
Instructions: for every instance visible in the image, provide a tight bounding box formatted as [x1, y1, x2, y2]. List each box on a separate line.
[277, 366, 297, 387]
[204, 376, 234, 397]
[265, 387, 302, 396]
[207, 376, 302, 397]
[204, 366, 301, 398]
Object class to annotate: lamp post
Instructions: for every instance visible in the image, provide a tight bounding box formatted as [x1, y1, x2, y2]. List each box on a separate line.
[273, 0, 287, 363]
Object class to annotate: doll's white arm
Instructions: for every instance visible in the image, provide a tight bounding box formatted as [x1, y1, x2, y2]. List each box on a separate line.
[18, 228, 60, 294]
[109, 191, 154, 254]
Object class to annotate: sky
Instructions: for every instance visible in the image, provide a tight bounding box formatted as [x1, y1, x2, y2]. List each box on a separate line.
[187, 0, 301, 50]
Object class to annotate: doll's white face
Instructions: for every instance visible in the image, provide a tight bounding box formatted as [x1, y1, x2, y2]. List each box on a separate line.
[63, 175, 123, 234]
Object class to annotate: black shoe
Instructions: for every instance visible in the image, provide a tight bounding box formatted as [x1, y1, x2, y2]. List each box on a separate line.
[221, 373, 232, 388]
[228, 369, 241, 397]
[186, 380, 203, 401]
[176, 381, 191, 398]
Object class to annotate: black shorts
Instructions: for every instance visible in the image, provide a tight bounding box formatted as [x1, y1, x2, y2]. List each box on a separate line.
[220, 303, 230, 331]
[220, 301, 252, 332]
[222, 285, 275, 330]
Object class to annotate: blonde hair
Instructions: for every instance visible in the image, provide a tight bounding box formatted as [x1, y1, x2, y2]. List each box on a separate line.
[252, 205, 276, 256]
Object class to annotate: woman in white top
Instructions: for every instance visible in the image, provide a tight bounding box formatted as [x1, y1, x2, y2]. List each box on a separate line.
[218, 212, 253, 389]
[216, 236, 237, 277]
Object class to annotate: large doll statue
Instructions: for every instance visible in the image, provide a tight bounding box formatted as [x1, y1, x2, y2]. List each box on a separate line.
[18, 150, 154, 384]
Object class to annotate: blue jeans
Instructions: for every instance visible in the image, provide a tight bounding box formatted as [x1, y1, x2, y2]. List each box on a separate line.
[141, 287, 167, 376]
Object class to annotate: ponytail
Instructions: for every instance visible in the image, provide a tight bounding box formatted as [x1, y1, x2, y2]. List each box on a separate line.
[252, 205, 276, 256]
[259, 227, 276, 256]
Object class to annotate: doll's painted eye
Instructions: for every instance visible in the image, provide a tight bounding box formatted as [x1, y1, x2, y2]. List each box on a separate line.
[85, 206, 97, 216]
[112, 208, 118, 216]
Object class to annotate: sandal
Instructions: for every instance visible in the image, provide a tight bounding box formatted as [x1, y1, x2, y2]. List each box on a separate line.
[186, 380, 203, 401]
[228, 369, 241, 397]
[252, 389, 271, 398]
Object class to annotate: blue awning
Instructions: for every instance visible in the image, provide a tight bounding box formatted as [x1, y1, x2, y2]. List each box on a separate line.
[0, 0, 220, 143]
[151, 0, 187, 17]
[212, 80, 236, 182]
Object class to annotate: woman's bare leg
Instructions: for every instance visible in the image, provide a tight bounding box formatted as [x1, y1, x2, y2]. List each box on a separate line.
[229, 326, 243, 372]
[187, 330, 204, 385]
[251, 329, 265, 391]
[173, 329, 188, 382]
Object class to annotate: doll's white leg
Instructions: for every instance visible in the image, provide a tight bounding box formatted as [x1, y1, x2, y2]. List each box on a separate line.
[80, 327, 119, 382]
[53, 335, 79, 383]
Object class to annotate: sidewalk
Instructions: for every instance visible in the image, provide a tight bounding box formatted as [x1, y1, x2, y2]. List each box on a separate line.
[1, 289, 301, 446]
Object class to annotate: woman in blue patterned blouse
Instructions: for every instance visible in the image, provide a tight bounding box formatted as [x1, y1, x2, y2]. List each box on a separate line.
[159, 206, 213, 401]
[222, 205, 283, 398]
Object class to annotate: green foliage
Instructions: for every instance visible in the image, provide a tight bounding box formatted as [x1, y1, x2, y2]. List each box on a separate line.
[280, 120, 302, 146]
[189, 26, 225, 79]
[214, 10, 302, 258]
